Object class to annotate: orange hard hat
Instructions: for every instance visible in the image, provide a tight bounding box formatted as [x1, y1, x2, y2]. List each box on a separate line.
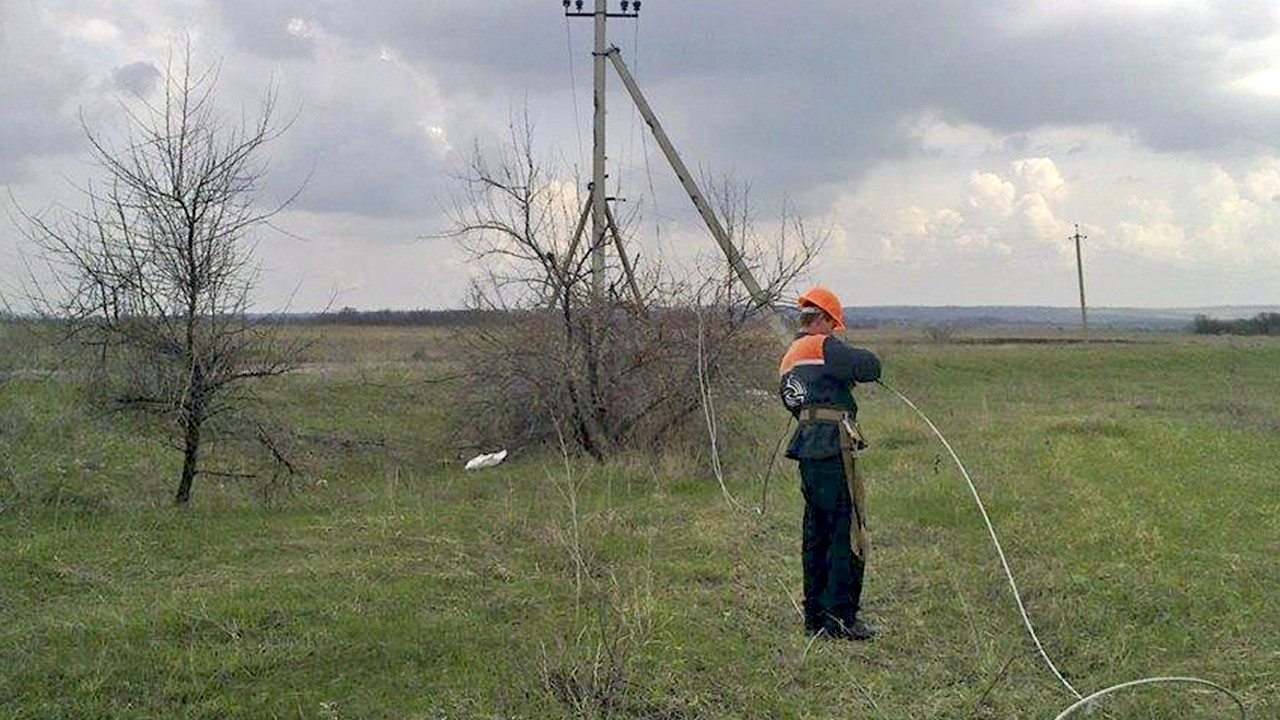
[797, 285, 846, 330]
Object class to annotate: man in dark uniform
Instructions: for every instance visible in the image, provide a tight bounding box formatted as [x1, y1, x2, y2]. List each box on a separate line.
[778, 285, 881, 640]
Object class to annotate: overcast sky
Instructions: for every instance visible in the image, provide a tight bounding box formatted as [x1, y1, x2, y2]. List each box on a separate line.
[3, 0, 1280, 311]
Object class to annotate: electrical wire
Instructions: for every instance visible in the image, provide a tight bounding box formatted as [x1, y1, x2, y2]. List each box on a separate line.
[875, 378, 1248, 719]
[630, 10, 662, 248]
[564, 16, 587, 186]
[876, 378, 1081, 699]
[1053, 677, 1247, 720]
[757, 414, 794, 514]
[617, 18, 642, 200]
[695, 308, 759, 514]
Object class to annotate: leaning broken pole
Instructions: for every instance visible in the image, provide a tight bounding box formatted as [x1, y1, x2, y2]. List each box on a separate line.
[606, 46, 790, 342]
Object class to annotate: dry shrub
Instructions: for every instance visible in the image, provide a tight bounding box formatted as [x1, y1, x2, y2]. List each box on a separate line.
[456, 302, 771, 457]
[444, 113, 817, 459]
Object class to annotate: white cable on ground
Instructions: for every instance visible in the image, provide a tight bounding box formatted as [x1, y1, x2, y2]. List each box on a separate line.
[695, 310, 759, 514]
[876, 379, 1081, 698]
[875, 379, 1247, 719]
[1053, 677, 1247, 720]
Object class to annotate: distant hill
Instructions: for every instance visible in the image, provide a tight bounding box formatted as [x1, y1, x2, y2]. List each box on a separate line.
[843, 305, 1280, 331]
[258, 305, 1280, 330]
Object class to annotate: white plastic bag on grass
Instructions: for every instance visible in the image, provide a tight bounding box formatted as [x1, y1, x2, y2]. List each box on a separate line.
[464, 449, 508, 470]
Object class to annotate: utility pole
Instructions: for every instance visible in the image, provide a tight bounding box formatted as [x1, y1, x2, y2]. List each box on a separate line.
[1070, 223, 1088, 332]
[564, 0, 640, 304]
[562, 1, 788, 340]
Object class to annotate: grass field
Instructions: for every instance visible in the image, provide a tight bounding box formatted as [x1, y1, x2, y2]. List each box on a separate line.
[1, 325, 1277, 718]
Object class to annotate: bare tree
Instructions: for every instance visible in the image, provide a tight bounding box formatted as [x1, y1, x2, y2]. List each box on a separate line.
[444, 115, 819, 458]
[0, 311, 13, 387]
[21, 48, 299, 504]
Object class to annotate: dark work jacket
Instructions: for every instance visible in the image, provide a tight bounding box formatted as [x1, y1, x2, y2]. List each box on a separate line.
[778, 332, 881, 460]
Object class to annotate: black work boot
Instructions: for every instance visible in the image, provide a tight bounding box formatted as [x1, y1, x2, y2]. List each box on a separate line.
[829, 617, 877, 641]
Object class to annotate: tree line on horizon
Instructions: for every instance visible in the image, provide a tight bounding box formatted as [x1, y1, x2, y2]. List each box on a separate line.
[294, 307, 506, 327]
[1192, 312, 1280, 336]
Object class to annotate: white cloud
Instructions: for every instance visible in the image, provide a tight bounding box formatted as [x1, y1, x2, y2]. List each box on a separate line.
[1224, 32, 1280, 97]
[1196, 171, 1268, 256]
[1197, 167, 1240, 202]
[1013, 157, 1065, 200]
[818, 117, 1280, 305]
[1123, 196, 1177, 224]
[901, 111, 1001, 156]
[1230, 67, 1280, 97]
[254, 209, 469, 310]
[1017, 192, 1067, 243]
[930, 208, 964, 235]
[891, 205, 932, 238]
[1245, 163, 1280, 202]
[966, 171, 1015, 216]
[70, 18, 123, 43]
[1117, 220, 1189, 263]
[285, 18, 321, 40]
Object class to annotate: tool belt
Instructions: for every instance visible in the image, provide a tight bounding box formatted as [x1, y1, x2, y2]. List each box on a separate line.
[797, 405, 847, 424]
[797, 406, 869, 452]
[797, 405, 871, 560]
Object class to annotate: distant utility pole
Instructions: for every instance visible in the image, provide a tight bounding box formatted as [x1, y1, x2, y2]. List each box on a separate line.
[1070, 223, 1088, 332]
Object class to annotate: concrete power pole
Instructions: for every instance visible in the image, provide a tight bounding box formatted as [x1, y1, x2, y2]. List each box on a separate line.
[563, 1, 788, 341]
[1070, 223, 1088, 332]
[565, 0, 640, 304]
[590, 0, 607, 304]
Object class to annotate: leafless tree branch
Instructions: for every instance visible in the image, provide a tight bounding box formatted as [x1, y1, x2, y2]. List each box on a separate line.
[444, 112, 820, 458]
[19, 43, 303, 504]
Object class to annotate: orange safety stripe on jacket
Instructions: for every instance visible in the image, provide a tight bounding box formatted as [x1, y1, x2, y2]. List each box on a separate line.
[778, 334, 826, 376]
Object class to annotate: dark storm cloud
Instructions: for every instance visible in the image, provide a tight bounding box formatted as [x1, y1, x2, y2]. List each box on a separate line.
[237, 50, 460, 220]
[909, 12, 1280, 156]
[16, 0, 1280, 223]
[0, 5, 86, 181]
[213, 0, 317, 59]
[626, 1, 1280, 178]
[218, 2, 563, 94]
[269, 114, 448, 218]
[213, 0, 1278, 216]
[0, 99, 80, 182]
[212, 2, 557, 220]
[111, 61, 161, 97]
[327, 3, 569, 95]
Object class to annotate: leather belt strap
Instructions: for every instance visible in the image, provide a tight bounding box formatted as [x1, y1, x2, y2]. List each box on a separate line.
[837, 418, 870, 561]
[798, 406, 847, 423]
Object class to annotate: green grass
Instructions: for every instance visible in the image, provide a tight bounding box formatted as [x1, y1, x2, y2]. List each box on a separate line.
[1, 327, 1277, 718]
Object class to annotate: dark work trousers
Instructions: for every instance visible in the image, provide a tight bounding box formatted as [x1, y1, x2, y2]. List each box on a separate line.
[798, 456, 865, 634]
